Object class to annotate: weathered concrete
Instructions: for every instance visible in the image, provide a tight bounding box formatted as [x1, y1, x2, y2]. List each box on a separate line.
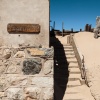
[0, 0, 49, 47]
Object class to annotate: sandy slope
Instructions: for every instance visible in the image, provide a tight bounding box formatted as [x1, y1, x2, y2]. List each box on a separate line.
[74, 32, 100, 100]
[56, 35, 95, 100]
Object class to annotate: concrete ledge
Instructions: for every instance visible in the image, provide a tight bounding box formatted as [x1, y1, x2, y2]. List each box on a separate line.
[69, 34, 89, 86]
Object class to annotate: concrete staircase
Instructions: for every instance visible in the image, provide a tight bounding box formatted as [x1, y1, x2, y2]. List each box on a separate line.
[54, 44, 86, 100]
[51, 36, 94, 100]
[63, 45, 84, 100]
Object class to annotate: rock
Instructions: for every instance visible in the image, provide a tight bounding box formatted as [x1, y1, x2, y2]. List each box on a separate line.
[0, 77, 6, 92]
[30, 77, 53, 88]
[0, 60, 6, 75]
[0, 37, 4, 47]
[0, 60, 3, 66]
[6, 60, 22, 74]
[40, 47, 54, 58]
[14, 51, 25, 58]
[43, 60, 53, 75]
[6, 76, 28, 87]
[27, 48, 45, 56]
[5, 88, 23, 99]
[43, 88, 53, 100]
[44, 47, 54, 58]
[0, 49, 3, 57]
[4, 53, 11, 59]
[3, 49, 11, 59]
[25, 98, 35, 100]
[19, 43, 30, 47]
[22, 58, 42, 75]
[1, 97, 8, 100]
[6, 64, 17, 73]
[0, 92, 5, 97]
[0, 66, 6, 75]
[24, 87, 41, 100]
[27, 47, 54, 58]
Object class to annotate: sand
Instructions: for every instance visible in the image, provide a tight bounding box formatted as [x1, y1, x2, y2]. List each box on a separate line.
[56, 33, 100, 99]
[74, 32, 100, 100]
[55, 35, 95, 100]
[56, 35, 69, 45]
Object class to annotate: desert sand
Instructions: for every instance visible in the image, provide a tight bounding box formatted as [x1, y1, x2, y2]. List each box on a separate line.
[56, 35, 95, 100]
[74, 32, 100, 100]
[56, 32, 100, 100]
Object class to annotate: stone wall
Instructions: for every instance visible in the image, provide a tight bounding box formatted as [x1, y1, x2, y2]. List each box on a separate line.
[0, 46, 54, 100]
[0, 1, 54, 99]
[0, 0, 49, 47]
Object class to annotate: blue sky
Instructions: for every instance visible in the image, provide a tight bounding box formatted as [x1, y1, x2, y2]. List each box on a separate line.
[50, 0, 100, 31]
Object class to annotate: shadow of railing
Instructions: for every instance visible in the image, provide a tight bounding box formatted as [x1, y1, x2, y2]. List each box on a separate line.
[50, 36, 69, 100]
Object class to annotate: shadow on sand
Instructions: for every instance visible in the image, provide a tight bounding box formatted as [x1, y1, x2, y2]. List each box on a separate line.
[50, 35, 69, 100]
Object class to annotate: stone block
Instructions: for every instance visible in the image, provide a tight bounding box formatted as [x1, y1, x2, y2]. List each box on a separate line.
[1, 97, 8, 100]
[13, 50, 25, 58]
[42, 88, 53, 100]
[6, 75, 28, 87]
[43, 60, 53, 75]
[0, 77, 6, 92]
[0, 92, 5, 98]
[26, 47, 54, 58]
[24, 87, 41, 100]
[40, 47, 54, 58]
[3, 49, 11, 59]
[27, 48, 45, 56]
[0, 60, 6, 75]
[5, 88, 23, 100]
[22, 58, 42, 75]
[0, 49, 3, 58]
[30, 77, 53, 88]
[5, 60, 22, 74]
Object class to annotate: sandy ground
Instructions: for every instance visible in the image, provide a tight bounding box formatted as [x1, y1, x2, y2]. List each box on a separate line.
[56, 35, 95, 100]
[56, 35, 68, 45]
[74, 32, 100, 100]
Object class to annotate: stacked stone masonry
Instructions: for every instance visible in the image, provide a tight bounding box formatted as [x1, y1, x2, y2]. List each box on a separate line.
[0, 46, 54, 100]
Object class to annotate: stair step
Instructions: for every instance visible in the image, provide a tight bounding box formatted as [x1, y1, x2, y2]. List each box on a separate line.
[67, 58, 77, 61]
[54, 52, 75, 55]
[65, 51, 74, 53]
[64, 48, 73, 50]
[69, 68, 81, 74]
[67, 80, 81, 87]
[54, 57, 77, 62]
[69, 63, 79, 68]
[67, 58, 77, 63]
[54, 44, 73, 48]
[64, 47, 73, 49]
[64, 49, 74, 52]
[54, 50, 73, 52]
[66, 55, 75, 58]
[63, 93, 84, 100]
[55, 48, 73, 50]
[63, 45, 72, 47]
[65, 86, 80, 94]
[65, 52, 75, 55]
[69, 71, 81, 74]
[54, 55, 75, 59]
[69, 74, 81, 80]
[54, 56, 67, 59]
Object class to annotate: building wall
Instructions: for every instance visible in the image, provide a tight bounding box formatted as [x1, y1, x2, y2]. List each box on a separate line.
[0, 0, 49, 47]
